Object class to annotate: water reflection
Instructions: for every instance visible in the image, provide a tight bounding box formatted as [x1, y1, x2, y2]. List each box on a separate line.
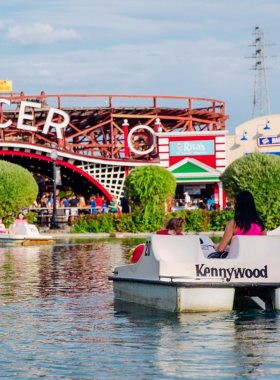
[233, 312, 280, 378]
[0, 238, 279, 379]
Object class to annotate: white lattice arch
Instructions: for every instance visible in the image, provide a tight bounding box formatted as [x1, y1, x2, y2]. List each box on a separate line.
[78, 163, 126, 200]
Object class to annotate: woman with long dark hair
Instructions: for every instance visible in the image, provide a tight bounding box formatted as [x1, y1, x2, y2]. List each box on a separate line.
[215, 190, 267, 253]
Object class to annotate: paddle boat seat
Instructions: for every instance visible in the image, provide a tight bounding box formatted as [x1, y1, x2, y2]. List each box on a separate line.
[11, 224, 41, 236]
[268, 226, 280, 235]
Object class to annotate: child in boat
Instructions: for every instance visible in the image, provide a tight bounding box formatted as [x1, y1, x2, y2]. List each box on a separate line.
[129, 217, 185, 263]
[156, 217, 185, 235]
[12, 212, 28, 230]
[0, 218, 11, 234]
[215, 190, 267, 253]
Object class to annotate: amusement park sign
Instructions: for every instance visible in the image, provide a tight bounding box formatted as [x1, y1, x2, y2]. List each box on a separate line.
[169, 140, 214, 156]
[0, 99, 69, 139]
[258, 136, 280, 147]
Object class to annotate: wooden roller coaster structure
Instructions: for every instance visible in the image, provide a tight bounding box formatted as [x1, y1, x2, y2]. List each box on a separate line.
[0, 94, 229, 161]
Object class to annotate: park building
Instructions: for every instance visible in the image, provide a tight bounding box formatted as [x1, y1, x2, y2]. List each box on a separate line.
[226, 114, 280, 165]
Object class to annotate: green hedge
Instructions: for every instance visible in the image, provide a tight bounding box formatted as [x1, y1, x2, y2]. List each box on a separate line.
[0, 160, 38, 222]
[72, 209, 237, 233]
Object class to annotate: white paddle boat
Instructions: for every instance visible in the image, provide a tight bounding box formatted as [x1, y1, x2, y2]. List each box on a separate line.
[0, 224, 55, 245]
[110, 234, 280, 312]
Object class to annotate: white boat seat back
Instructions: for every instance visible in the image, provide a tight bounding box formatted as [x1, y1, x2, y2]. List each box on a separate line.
[227, 235, 280, 262]
[115, 235, 205, 280]
[12, 224, 40, 236]
[267, 226, 280, 235]
[151, 235, 204, 262]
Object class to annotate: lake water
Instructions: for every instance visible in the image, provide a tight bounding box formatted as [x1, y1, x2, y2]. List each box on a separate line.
[0, 237, 279, 379]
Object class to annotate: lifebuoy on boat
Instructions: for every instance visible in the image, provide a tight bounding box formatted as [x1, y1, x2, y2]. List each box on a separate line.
[129, 244, 145, 264]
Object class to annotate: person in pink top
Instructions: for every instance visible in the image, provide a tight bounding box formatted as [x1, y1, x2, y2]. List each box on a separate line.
[12, 212, 28, 230]
[215, 190, 266, 253]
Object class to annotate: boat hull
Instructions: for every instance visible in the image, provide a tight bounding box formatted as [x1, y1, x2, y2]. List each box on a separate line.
[0, 224, 53, 243]
[113, 279, 235, 312]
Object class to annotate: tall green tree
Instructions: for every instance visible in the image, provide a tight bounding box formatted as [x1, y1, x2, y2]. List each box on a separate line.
[124, 165, 176, 228]
[222, 153, 280, 229]
[0, 160, 38, 219]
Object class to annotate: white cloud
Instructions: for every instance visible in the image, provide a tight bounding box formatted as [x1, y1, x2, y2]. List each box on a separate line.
[0, 37, 266, 133]
[37, 69, 52, 77]
[0, 19, 13, 29]
[5, 23, 80, 45]
[1, 0, 279, 133]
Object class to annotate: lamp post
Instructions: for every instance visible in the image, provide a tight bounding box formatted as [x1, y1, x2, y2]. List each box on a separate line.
[50, 149, 60, 229]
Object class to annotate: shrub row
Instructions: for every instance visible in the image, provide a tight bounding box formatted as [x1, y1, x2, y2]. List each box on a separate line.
[71, 209, 238, 234]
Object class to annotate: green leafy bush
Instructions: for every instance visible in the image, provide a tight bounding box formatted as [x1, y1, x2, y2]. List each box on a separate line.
[0, 160, 38, 222]
[24, 212, 38, 225]
[209, 210, 234, 231]
[72, 209, 245, 233]
[124, 165, 176, 220]
[223, 153, 280, 229]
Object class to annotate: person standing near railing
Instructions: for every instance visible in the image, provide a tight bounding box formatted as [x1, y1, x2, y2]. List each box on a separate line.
[108, 196, 118, 213]
[61, 197, 70, 208]
[78, 195, 87, 215]
[38, 195, 48, 227]
[90, 195, 97, 214]
[101, 196, 109, 213]
[69, 195, 79, 216]
[95, 193, 103, 213]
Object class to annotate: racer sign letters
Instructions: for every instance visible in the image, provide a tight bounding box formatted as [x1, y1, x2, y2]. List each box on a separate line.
[0, 99, 70, 139]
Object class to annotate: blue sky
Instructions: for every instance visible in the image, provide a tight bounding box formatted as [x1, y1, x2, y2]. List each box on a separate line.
[1, 0, 279, 134]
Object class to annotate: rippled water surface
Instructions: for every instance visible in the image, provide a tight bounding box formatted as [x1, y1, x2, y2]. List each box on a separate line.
[0, 237, 280, 379]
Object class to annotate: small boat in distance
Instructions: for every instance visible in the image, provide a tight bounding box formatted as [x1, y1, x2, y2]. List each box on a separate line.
[0, 224, 55, 245]
[109, 234, 280, 312]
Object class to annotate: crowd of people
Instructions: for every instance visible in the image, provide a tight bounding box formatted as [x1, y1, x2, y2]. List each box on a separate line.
[33, 190, 232, 223]
[37, 193, 123, 213]
[179, 192, 233, 211]
[33, 192, 129, 222]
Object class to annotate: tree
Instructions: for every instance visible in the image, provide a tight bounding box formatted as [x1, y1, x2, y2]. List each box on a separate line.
[222, 153, 280, 229]
[0, 160, 38, 220]
[124, 165, 176, 226]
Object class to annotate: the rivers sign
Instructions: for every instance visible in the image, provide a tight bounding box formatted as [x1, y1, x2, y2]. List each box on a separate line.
[258, 136, 280, 147]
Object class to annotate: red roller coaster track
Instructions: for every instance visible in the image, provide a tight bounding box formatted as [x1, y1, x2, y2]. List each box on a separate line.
[0, 94, 229, 161]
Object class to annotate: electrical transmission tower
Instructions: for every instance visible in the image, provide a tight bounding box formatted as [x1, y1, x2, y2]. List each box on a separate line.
[246, 26, 275, 118]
